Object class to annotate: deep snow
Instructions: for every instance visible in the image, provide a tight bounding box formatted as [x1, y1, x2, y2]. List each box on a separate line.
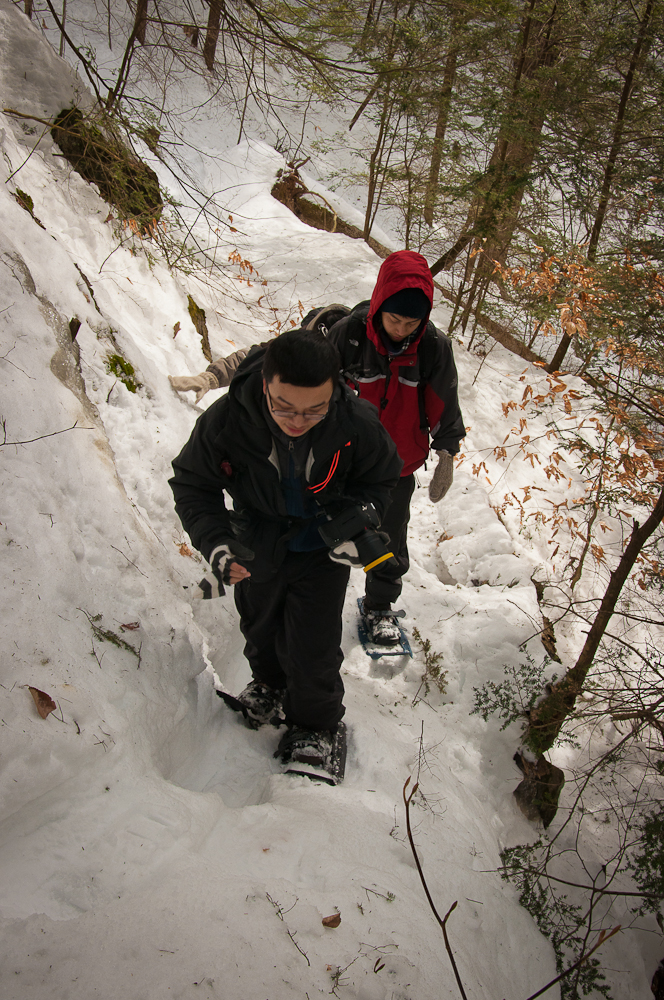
[0, 4, 658, 998]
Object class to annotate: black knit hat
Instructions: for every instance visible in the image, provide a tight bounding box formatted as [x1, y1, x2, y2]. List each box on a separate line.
[380, 287, 430, 319]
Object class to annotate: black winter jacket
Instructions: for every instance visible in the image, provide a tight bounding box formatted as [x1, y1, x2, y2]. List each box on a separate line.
[170, 350, 403, 580]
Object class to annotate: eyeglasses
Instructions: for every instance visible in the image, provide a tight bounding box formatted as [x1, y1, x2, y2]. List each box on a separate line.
[266, 385, 329, 423]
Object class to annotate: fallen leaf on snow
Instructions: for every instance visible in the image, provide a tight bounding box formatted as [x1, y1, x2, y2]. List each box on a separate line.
[173, 321, 181, 338]
[120, 622, 140, 631]
[322, 913, 341, 928]
[178, 542, 194, 557]
[29, 686, 57, 719]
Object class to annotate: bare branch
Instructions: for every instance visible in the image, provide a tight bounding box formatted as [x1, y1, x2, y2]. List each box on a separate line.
[0, 419, 93, 447]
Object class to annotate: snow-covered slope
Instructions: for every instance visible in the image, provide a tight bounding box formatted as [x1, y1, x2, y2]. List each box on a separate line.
[0, 5, 655, 999]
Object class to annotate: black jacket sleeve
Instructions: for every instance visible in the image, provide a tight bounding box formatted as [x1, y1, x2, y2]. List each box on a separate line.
[169, 399, 235, 563]
[425, 330, 466, 454]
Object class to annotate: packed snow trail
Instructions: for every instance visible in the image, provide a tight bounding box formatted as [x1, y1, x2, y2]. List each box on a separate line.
[2, 4, 654, 998]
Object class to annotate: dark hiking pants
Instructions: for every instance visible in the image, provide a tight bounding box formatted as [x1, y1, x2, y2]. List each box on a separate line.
[365, 472, 415, 609]
[234, 549, 351, 732]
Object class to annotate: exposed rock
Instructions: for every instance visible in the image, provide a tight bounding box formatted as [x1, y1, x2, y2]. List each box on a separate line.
[51, 107, 162, 227]
[514, 750, 565, 828]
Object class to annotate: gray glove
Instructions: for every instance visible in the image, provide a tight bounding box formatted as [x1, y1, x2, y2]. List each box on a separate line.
[194, 541, 254, 599]
[169, 371, 219, 403]
[428, 450, 454, 503]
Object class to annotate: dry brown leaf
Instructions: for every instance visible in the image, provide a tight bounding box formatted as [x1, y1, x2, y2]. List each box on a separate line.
[173, 321, 181, 338]
[178, 542, 194, 557]
[322, 913, 341, 928]
[29, 686, 57, 719]
[120, 622, 140, 631]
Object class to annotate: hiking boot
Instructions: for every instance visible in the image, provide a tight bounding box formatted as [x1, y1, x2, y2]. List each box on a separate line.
[274, 725, 334, 767]
[235, 680, 285, 728]
[362, 602, 403, 646]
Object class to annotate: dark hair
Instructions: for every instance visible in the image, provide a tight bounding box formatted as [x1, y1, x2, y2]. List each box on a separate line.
[262, 329, 340, 386]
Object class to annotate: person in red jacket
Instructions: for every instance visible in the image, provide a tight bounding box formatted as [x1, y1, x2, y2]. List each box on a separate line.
[169, 251, 465, 646]
[326, 251, 465, 645]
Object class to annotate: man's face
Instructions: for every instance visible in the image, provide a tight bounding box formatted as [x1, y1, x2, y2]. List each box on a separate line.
[263, 375, 334, 437]
[381, 311, 422, 342]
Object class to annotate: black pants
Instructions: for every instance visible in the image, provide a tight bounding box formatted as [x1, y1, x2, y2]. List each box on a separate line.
[234, 549, 351, 731]
[365, 473, 415, 609]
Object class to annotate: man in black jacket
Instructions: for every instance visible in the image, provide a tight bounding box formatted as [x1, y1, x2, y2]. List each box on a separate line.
[170, 329, 402, 775]
[169, 254, 464, 649]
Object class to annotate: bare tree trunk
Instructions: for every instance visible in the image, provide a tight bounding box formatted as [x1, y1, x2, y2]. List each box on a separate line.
[204, 1, 222, 72]
[59, 0, 67, 57]
[423, 25, 459, 226]
[363, 84, 393, 241]
[547, 0, 654, 372]
[429, 1, 559, 277]
[106, 18, 140, 107]
[24, 0, 33, 19]
[545, 329, 572, 373]
[587, 0, 654, 261]
[527, 483, 664, 754]
[135, 0, 148, 46]
[361, 0, 377, 47]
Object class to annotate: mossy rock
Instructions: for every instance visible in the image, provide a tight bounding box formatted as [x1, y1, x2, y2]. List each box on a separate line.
[52, 108, 162, 226]
[106, 353, 142, 393]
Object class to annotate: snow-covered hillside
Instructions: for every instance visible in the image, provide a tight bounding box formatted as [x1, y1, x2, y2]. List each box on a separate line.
[0, 4, 657, 998]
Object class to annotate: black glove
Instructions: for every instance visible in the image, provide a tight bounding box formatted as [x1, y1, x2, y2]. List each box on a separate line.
[194, 541, 254, 599]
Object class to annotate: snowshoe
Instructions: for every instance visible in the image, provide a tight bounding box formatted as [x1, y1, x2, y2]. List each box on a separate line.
[274, 722, 347, 786]
[357, 598, 412, 659]
[217, 680, 285, 730]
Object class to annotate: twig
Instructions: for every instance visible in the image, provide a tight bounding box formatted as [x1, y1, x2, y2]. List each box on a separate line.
[111, 544, 148, 578]
[495, 865, 660, 900]
[0, 343, 35, 378]
[90, 640, 105, 668]
[403, 778, 468, 1000]
[2, 112, 51, 185]
[0, 419, 93, 447]
[266, 893, 310, 966]
[362, 885, 395, 902]
[42, 1, 106, 104]
[285, 926, 310, 967]
[523, 925, 621, 1000]
[404, 775, 621, 1000]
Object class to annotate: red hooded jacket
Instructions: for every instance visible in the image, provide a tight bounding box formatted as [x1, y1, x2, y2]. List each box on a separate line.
[328, 251, 465, 476]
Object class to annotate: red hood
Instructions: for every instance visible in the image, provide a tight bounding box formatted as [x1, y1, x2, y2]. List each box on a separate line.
[367, 250, 434, 355]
